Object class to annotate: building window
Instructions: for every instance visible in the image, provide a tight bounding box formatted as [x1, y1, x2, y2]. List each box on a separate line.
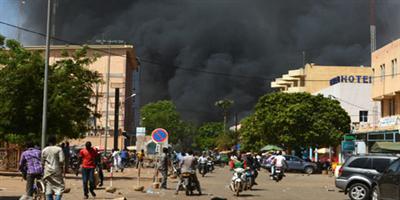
[392, 59, 397, 78]
[389, 99, 396, 116]
[359, 111, 368, 122]
[372, 68, 375, 83]
[300, 78, 305, 87]
[381, 64, 385, 81]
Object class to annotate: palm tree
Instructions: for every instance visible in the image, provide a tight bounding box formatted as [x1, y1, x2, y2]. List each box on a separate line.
[214, 99, 234, 132]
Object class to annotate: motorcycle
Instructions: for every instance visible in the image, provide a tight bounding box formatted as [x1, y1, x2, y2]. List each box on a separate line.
[230, 168, 250, 196]
[69, 154, 80, 176]
[181, 171, 201, 196]
[198, 163, 208, 177]
[245, 168, 255, 189]
[207, 160, 214, 173]
[172, 159, 181, 177]
[272, 167, 284, 182]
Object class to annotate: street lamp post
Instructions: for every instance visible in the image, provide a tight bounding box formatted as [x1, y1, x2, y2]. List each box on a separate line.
[41, 0, 52, 150]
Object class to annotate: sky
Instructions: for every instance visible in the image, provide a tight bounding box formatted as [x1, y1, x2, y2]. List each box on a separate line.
[1, 0, 400, 124]
[0, 0, 18, 39]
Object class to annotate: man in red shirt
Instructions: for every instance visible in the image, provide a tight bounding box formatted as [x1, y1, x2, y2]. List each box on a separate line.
[79, 141, 98, 199]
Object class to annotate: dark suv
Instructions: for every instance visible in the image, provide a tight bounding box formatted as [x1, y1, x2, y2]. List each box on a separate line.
[371, 158, 400, 200]
[335, 154, 399, 200]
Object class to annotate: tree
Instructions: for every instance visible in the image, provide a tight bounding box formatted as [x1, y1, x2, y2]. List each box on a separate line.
[215, 99, 234, 132]
[140, 100, 187, 145]
[0, 36, 102, 144]
[240, 92, 350, 151]
[195, 122, 224, 150]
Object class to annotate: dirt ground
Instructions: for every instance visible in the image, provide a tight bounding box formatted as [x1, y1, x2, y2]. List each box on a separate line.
[0, 166, 349, 200]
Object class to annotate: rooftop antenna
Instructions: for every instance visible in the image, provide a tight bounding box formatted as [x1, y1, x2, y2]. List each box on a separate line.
[370, 0, 376, 52]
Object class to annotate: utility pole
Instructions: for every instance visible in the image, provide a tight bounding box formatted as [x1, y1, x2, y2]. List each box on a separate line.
[114, 88, 120, 150]
[94, 83, 99, 135]
[104, 43, 111, 152]
[302, 51, 306, 66]
[370, 0, 379, 129]
[41, 0, 52, 150]
[17, 0, 26, 42]
[51, 0, 58, 44]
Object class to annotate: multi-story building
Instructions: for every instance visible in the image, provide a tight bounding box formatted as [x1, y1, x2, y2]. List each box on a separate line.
[271, 64, 375, 159]
[354, 39, 400, 149]
[271, 63, 372, 93]
[25, 45, 139, 143]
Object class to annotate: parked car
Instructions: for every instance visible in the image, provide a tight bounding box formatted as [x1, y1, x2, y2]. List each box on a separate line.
[335, 154, 399, 200]
[284, 155, 318, 174]
[261, 155, 317, 174]
[371, 158, 400, 200]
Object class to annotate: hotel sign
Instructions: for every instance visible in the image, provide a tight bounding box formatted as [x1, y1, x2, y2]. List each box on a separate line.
[330, 75, 372, 86]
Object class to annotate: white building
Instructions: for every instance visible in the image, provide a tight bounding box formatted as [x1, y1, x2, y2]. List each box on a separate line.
[313, 82, 380, 131]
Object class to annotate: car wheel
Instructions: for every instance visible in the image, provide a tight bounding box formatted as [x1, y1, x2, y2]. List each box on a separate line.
[348, 183, 370, 200]
[304, 166, 314, 174]
[371, 186, 380, 200]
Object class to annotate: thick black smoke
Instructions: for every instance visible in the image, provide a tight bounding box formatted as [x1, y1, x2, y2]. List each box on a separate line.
[22, 0, 400, 123]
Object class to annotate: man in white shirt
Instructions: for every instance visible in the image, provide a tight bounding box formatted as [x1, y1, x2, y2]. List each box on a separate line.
[271, 151, 286, 177]
[42, 136, 65, 200]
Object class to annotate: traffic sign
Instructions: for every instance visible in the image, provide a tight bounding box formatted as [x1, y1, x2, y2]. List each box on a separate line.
[151, 128, 169, 143]
[344, 135, 356, 141]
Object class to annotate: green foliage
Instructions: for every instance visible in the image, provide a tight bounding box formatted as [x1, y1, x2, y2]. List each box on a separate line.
[195, 122, 224, 150]
[240, 92, 350, 151]
[0, 36, 101, 143]
[140, 100, 186, 144]
[215, 99, 234, 111]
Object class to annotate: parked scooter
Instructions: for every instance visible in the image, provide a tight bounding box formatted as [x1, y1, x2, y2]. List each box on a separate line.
[181, 171, 201, 196]
[230, 168, 250, 196]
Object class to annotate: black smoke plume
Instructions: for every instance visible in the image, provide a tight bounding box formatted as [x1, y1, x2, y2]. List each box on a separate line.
[22, 0, 400, 123]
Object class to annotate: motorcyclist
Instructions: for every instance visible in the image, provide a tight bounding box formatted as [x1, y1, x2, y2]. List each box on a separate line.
[271, 151, 286, 177]
[198, 152, 208, 174]
[229, 155, 247, 170]
[244, 152, 258, 185]
[175, 150, 201, 195]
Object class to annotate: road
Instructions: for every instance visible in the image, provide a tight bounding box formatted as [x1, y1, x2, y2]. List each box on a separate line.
[0, 166, 348, 200]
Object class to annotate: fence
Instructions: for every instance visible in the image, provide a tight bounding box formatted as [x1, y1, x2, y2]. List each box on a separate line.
[0, 147, 20, 171]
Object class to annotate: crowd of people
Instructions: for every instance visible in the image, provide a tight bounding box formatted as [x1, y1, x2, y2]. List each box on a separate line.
[18, 137, 151, 200]
[18, 136, 296, 200]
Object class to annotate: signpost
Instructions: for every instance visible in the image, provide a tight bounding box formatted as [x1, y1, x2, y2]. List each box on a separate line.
[151, 128, 169, 188]
[151, 128, 169, 144]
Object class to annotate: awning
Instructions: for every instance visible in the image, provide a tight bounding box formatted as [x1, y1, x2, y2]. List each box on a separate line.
[260, 145, 283, 152]
[371, 142, 400, 153]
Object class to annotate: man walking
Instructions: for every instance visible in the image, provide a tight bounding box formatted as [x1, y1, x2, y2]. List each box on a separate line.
[158, 147, 169, 189]
[42, 136, 65, 200]
[79, 141, 98, 199]
[63, 142, 70, 175]
[136, 149, 145, 169]
[19, 141, 43, 199]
